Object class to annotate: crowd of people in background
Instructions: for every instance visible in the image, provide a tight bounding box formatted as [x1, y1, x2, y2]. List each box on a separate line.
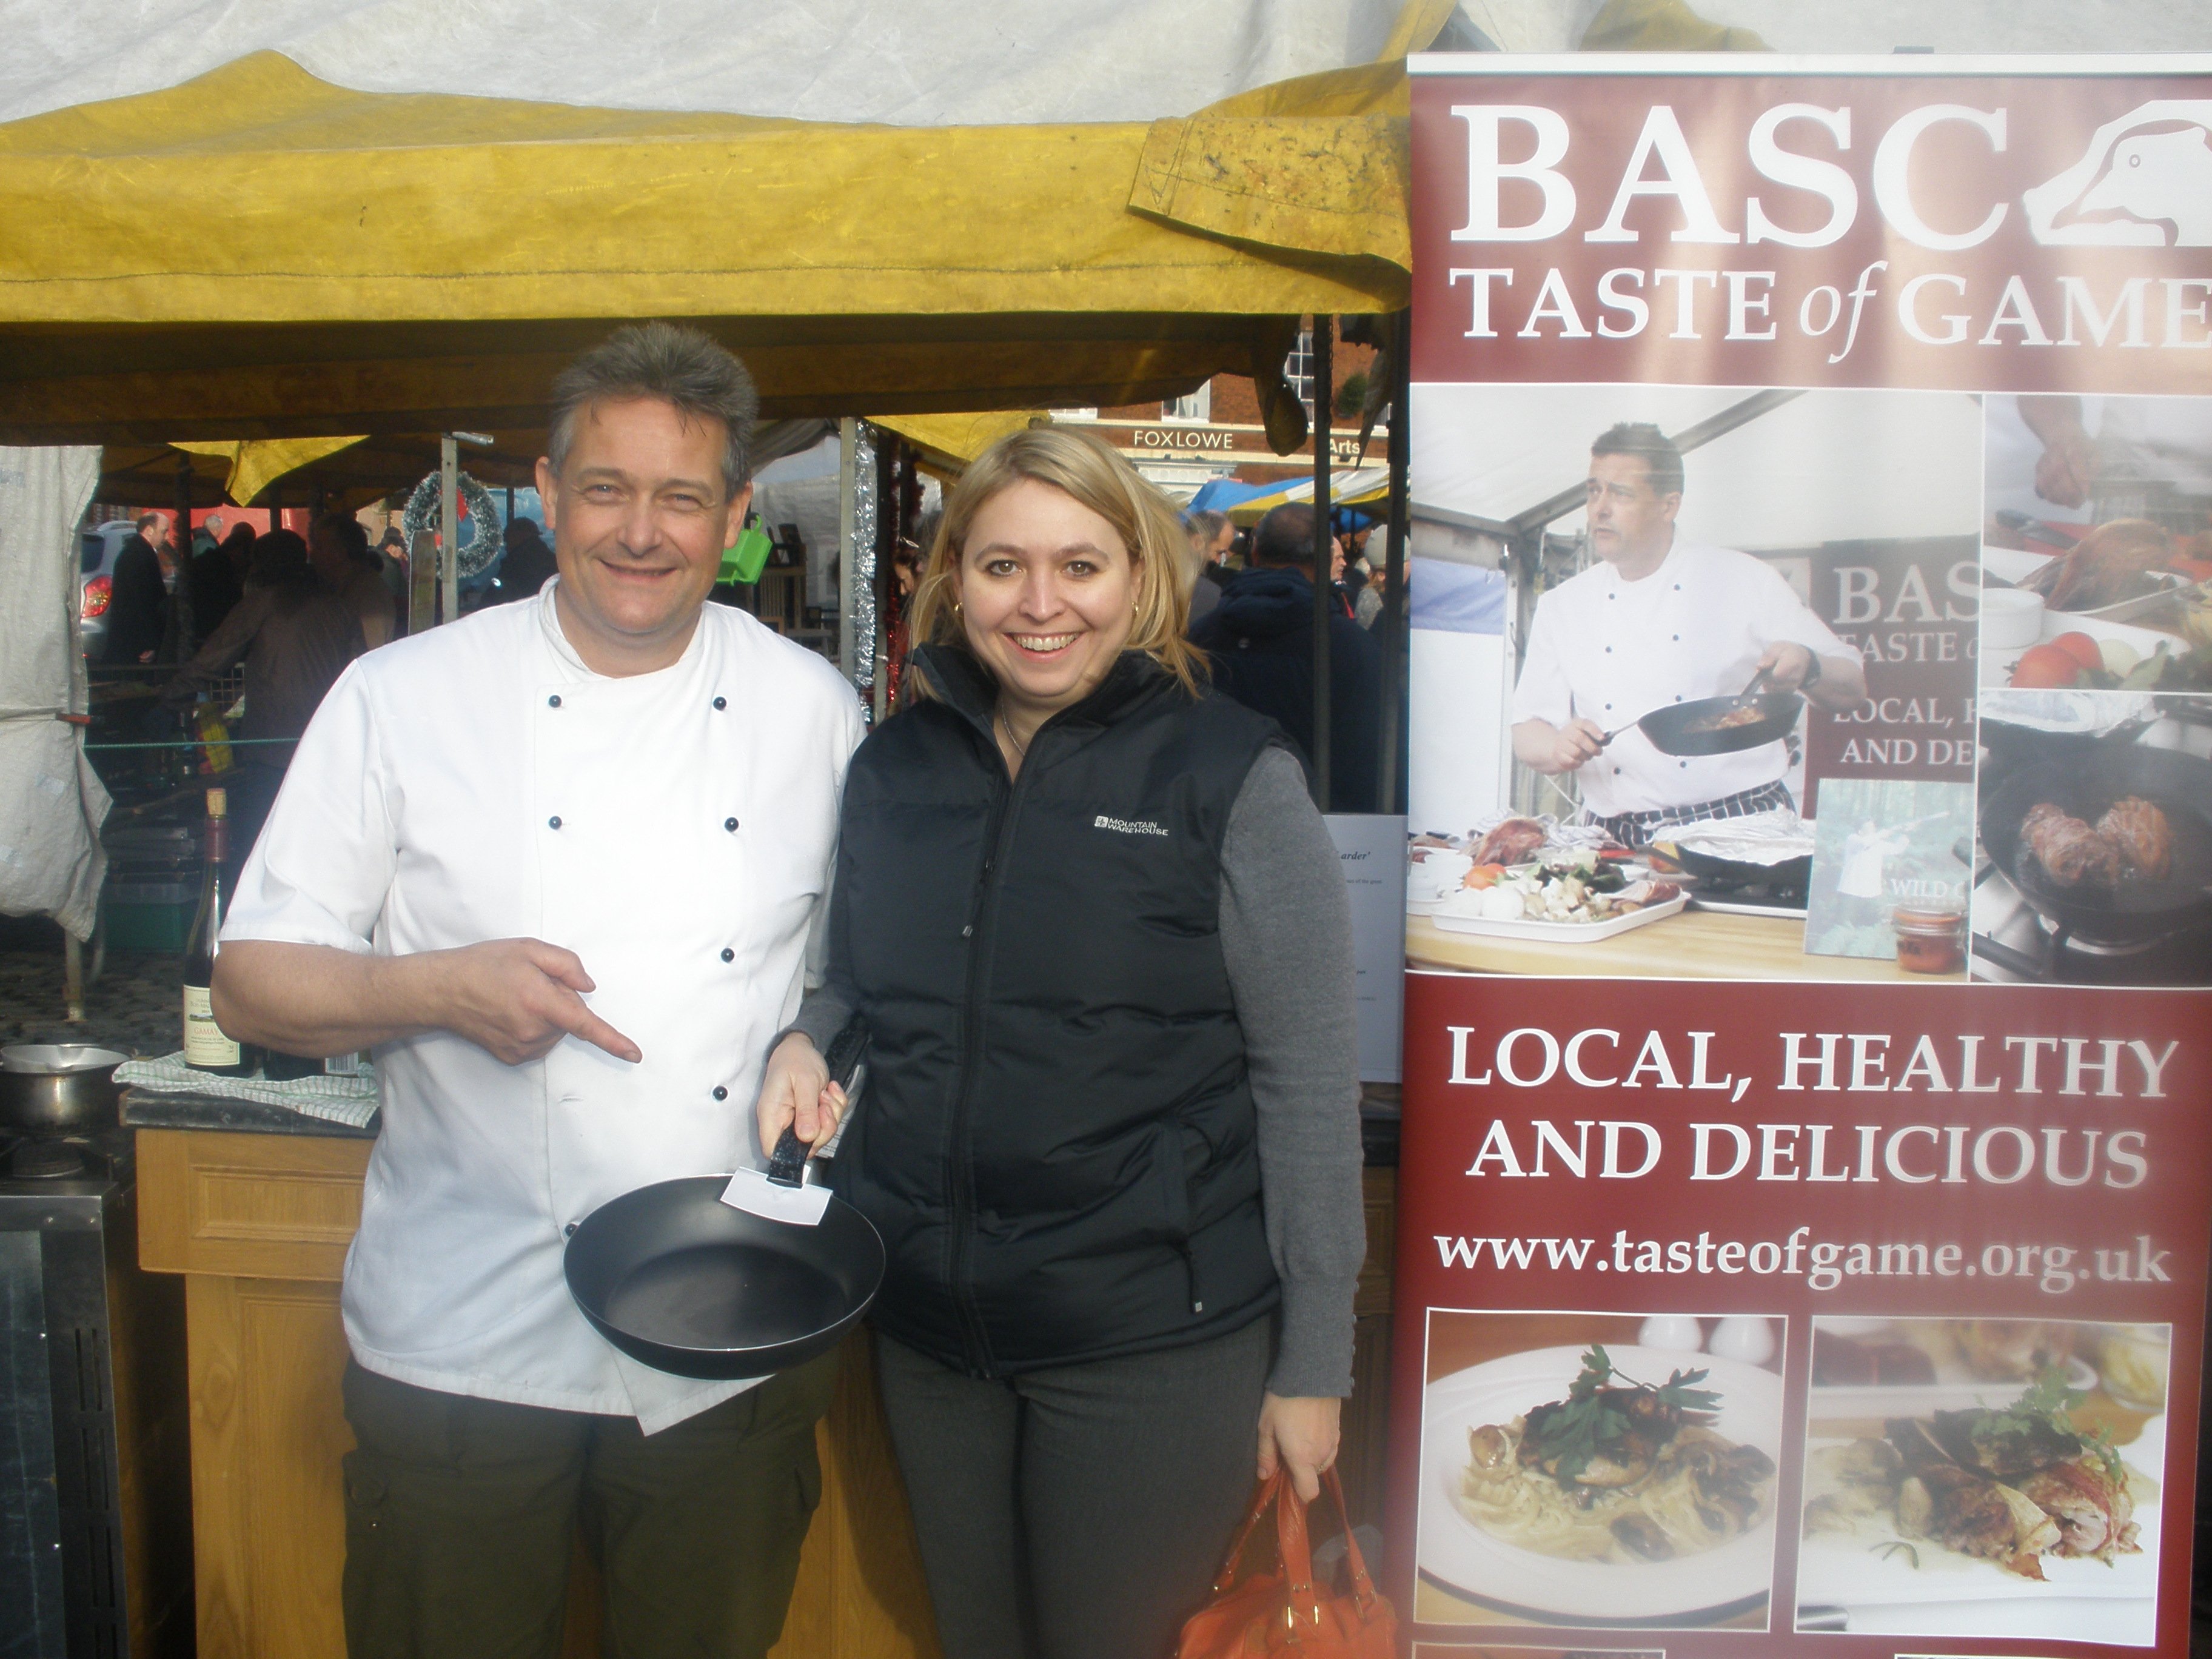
[107, 469, 1398, 836]
[89, 503, 559, 869]
[1173, 500, 1393, 814]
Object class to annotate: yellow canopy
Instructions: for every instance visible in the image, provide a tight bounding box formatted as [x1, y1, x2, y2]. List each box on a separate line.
[0, 47, 1417, 452]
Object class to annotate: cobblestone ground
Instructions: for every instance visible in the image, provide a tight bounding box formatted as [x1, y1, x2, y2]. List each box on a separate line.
[0, 916, 183, 1057]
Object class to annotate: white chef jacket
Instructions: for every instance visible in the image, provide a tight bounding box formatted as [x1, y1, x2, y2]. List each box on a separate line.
[223, 584, 866, 1432]
[1510, 539, 1857, 820]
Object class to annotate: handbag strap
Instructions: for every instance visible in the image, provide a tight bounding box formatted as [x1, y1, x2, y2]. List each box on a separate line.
[1321, 1467, 1384, 1614]
[1275, 1471, 1324, 1631]
[1208, 1472, 1284, 1596]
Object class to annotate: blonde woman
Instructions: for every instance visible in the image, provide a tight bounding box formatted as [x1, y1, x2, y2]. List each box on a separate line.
[753, 427, 1365, 1659]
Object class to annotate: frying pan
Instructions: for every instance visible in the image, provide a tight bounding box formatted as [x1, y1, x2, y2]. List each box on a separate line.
[1605, 689, 1805, 759]
[1980, 745, 2212, 945]
[1656, 840, 1813, 894]
[563, 1021, 883, 1379]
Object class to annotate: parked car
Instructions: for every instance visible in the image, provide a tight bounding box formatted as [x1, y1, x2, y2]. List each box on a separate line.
[76, 520, 144, 661]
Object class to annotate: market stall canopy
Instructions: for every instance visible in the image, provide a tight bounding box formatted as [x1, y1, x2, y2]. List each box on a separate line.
[0, 2, 1435, 451]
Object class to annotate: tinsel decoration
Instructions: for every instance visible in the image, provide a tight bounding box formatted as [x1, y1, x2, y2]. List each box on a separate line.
[848, 422, 880, 701]
[399, 470, 503, 578]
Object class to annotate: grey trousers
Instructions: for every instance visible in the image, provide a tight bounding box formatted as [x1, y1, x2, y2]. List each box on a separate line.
[874, 1319, 1272, 1659]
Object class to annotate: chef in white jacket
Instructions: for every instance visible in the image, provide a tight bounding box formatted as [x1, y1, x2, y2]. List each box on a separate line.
[212, 324, 866, 1659]
[1510, 422, 1866, 846]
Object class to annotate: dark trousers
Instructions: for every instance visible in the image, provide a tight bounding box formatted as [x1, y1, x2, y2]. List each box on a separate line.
[340, 1352, 837, 1659]
[874, 1319, 1272, 1659]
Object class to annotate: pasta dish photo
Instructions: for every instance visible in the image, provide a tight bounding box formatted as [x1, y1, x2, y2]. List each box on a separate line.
[1417, 1328, 1786, 1629]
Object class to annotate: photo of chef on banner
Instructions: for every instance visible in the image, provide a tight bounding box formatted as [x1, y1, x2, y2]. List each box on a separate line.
[1406, 384, 1980, 982]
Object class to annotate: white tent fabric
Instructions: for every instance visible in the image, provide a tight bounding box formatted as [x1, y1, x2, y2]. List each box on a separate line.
[1677, 0, 2212, 53]
[0, 446, 109, 940]
[0, 0, 1410, 127]
[1447, 0, 2210, 52]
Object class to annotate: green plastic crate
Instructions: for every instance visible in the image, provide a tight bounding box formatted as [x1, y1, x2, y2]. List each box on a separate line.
[104, 897, 193, 952]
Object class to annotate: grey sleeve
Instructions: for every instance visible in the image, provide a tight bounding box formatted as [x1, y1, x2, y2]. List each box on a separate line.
[1221, 745, 1368, 1399]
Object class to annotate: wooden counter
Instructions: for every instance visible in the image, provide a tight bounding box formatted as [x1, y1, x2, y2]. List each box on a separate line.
[133, 1127, 943, 1659]
[1407, 905, 1963, 981]
[135, 1124, 1403, 1656]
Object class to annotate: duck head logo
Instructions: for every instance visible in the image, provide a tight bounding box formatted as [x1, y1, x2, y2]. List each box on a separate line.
[2024, 99, 2212, 246]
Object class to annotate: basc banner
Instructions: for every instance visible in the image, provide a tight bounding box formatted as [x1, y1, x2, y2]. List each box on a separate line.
[1392, 53, 2212, 1659]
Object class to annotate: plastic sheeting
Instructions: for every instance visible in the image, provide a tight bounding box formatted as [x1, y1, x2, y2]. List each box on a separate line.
[0, 0, 1414, 128]
[0, 446, 109, 940]
[1449, 0, 2207, 52]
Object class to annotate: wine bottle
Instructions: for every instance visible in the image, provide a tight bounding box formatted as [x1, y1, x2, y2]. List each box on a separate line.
[182, 787, 257, 1076]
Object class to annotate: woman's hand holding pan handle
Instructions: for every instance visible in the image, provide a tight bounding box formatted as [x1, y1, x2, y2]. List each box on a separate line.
[752, 1032, 848, 1159]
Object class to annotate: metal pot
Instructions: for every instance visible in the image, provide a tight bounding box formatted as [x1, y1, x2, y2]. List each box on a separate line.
[0, 1045, 129, 1135]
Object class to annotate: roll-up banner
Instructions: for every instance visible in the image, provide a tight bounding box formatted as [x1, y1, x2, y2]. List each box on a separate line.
[1391, 54, 2212, 1658]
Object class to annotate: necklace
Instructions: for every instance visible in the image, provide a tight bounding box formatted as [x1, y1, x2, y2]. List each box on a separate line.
[995, 710, 1031, 762]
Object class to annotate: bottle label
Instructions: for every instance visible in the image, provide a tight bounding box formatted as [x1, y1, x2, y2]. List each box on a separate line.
[183, 984, 241, 1068]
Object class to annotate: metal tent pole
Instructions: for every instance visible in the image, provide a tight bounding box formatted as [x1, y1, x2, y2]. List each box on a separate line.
[439, 434, 460, 625]
[1376, 311, 1410, 816]
[1309, 318, 1333, 813]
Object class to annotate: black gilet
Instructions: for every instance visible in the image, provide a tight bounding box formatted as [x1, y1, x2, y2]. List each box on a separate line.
[829, 645, 1283, 1377]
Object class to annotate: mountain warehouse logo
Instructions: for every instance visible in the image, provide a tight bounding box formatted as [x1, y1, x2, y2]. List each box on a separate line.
[1094, 814, 1168, 837]
[2025, 99, 2212, 247]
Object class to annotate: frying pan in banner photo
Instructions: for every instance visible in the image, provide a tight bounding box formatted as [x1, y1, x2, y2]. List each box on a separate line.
[1600, 666, 1806, 760]
[563, 1019, 883, 1380]
[1979, 746, 2212, 948]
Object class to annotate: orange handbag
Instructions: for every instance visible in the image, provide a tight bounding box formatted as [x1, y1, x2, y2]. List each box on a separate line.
[1176, 1469, 1398, 1657]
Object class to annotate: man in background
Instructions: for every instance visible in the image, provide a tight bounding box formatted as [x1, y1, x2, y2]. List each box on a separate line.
[190, 518, 249, 639]
[104, 514, 170, 666]
[495, 515, 558, 601]
[310, 512, 398, 649]
[1181, 512, 1222, 622]
[1190, 501, 1379, 812]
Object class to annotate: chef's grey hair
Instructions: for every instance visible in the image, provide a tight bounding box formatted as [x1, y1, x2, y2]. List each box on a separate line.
[1590, 421, 1684, 501]
[546, 323, 760, 498]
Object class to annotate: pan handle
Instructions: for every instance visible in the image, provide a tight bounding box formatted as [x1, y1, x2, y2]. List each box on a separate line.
[766, 1012, 873, 1187]
[766, 1126, 811, 1190]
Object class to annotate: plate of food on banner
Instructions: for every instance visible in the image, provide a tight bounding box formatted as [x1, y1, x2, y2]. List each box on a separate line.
[1418, 1344, 1783, 1627]
[1413, 818, 1685, 940]
[1795, 1322, 2168, 1643]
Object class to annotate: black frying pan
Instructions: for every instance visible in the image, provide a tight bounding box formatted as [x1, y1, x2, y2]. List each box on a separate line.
[1656, 840, 1814, 894]
[1980, 746, 2212, 945]
[563, 1020, 883, 1379]
[1606, 689, 1805, 759]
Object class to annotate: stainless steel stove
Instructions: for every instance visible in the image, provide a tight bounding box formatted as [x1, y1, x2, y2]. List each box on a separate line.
[1971, 700, 2212, 986]
[0, 1126, 189, 1658]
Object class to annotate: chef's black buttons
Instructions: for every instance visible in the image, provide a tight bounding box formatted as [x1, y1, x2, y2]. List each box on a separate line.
[720, 948, 734, 962]
[1672, 634, 1680, 642]
[712, 1085, 728, 1101]
[565, 1221, 578, 1236]
[1675, 694, 1683, 702]
[1613, 767, 1622, 776]
[548, 816, 562, 830]
[1680, 761, 1689, 769]
[1604, 703, 1612, 711]
[1604, 646, 1612, 654]
[712, 695, 727, 711]
[548, 694, 562, 708]
[724, 817, 739, 833]
[1674, 583, 1681, 591]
